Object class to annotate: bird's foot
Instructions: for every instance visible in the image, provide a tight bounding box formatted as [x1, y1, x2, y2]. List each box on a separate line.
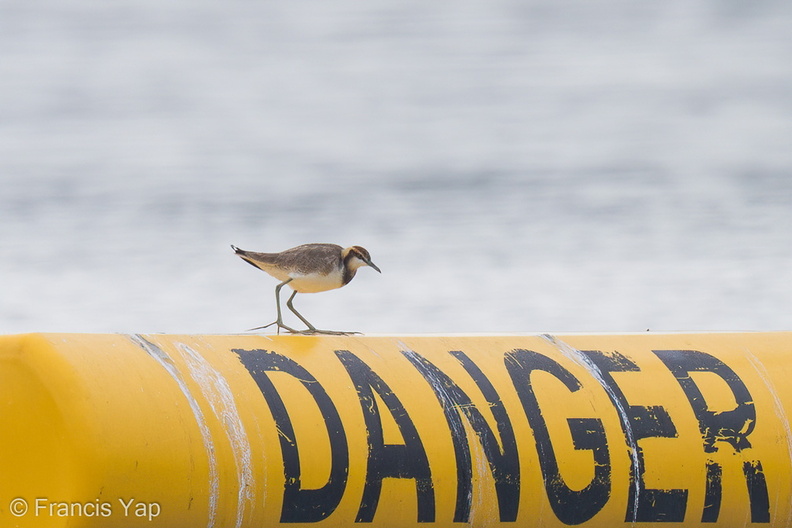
[295, 328, 361, 336]
[247, 321, 300, 334]
[246, 321, 360, 336]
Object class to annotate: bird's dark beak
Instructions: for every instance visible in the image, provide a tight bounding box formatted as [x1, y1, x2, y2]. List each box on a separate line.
[367, 260, 382, 273]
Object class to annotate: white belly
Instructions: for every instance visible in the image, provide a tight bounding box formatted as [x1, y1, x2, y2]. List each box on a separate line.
[287, 271, 344, 293]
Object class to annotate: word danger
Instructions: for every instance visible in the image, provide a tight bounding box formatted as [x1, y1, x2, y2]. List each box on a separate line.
[233, 347, 769, 525]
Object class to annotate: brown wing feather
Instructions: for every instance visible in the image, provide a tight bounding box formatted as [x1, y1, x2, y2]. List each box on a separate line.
[274, 243, 344, 274]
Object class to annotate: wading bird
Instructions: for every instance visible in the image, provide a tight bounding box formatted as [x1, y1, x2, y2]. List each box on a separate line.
[231, 243, 381, 334]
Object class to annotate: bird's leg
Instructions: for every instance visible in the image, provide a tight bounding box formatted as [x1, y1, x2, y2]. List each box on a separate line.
[248, 279, 298, 334]
[273, 279, 300, 334]
[286, 290, 361, 335]
[285, 290, 317, 333]
[273, 280, 298, 333]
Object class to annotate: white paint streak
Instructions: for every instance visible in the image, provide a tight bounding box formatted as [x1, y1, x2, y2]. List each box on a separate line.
[466, 419, 493, 527]
[129, 334, 219, 528]
[541, 333, 640, 525]
[399, 347, 492, 527]
[744, 348, 792, 525]
[177, 343, 256, 528]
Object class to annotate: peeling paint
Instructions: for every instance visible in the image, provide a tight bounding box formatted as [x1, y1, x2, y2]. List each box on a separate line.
[177, 343, 256, 528]
[129, 334, 219, 528]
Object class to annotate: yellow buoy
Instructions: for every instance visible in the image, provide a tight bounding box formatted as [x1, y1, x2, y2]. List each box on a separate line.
[2, 332, 790, 527]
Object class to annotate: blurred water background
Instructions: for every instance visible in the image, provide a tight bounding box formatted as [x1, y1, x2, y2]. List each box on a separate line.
[1, 0, 791, 335]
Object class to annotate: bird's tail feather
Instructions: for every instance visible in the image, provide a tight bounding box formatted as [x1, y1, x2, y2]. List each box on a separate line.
[231, 244, 276, 271]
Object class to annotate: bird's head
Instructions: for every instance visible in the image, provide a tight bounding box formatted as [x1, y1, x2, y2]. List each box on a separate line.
[343, 246, 381, 273]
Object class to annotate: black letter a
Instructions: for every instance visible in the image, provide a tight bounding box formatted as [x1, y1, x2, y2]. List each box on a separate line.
[336, 350, 435, 523]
